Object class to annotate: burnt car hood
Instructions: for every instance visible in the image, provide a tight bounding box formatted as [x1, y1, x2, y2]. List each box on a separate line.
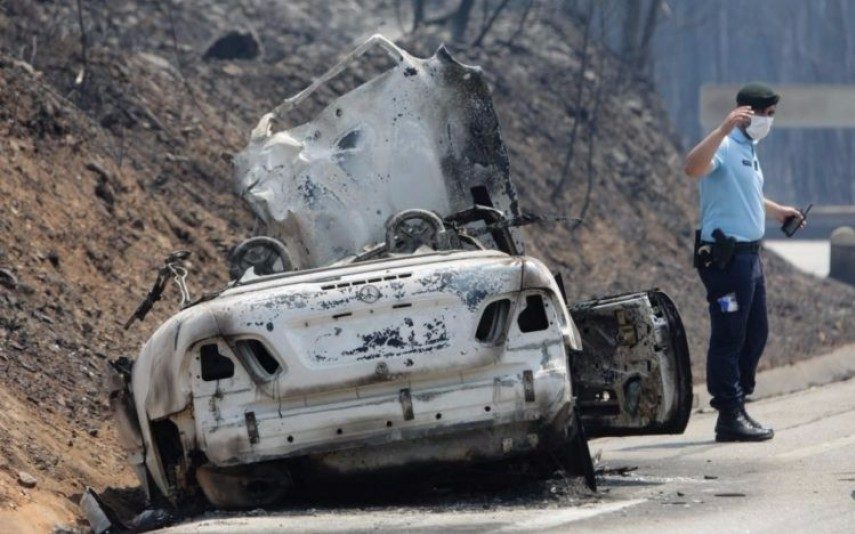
[234, 35, 522, 270]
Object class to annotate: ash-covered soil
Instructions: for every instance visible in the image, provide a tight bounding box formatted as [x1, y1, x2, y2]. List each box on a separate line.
[0, 0, 853, 530]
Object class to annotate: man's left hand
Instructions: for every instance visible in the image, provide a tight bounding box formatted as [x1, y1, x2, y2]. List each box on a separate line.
[773, 205, 806, 228]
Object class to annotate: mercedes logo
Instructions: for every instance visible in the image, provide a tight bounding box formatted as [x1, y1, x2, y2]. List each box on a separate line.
[357, 284, 381, 303]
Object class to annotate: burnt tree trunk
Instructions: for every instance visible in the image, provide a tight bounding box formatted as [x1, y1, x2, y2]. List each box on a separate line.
[451, 0, 476, 42]
[412, 0, 426, 29]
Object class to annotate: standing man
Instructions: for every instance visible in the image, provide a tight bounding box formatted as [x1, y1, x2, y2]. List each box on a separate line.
[683, 83, 804, 442]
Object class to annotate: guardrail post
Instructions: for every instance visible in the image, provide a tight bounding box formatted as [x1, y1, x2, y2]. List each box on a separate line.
[829, 226, 855, 285]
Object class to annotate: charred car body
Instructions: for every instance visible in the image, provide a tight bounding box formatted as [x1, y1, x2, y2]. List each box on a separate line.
[110, 36, 692, 509]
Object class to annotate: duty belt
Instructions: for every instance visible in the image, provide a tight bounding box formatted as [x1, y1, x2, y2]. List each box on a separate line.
[701, 240, 762, 253]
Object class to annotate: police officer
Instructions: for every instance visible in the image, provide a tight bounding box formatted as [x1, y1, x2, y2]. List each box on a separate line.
[684, 83, 804, 442]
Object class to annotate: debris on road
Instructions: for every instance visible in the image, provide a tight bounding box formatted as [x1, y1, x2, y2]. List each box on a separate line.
[79, 487, 126, 534]
[129, 508, 174, 532]
[595, 465, 639, 477]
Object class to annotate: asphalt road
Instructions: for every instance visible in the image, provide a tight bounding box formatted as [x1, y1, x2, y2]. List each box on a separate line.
[160, 370, 855, 534]
[764, 239, 829, 277]
[577, 376, 855, 533]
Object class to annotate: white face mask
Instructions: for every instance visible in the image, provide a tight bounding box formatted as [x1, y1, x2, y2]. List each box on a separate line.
[746, 115, 773, 141]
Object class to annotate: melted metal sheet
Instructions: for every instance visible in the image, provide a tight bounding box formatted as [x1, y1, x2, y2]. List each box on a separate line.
[235, 35, 521, 269]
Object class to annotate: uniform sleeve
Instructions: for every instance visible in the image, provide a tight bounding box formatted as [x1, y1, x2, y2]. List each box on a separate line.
[708, 137, 729, 174]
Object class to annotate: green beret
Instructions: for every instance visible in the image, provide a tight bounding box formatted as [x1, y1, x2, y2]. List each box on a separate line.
[736, 82, 780, 109]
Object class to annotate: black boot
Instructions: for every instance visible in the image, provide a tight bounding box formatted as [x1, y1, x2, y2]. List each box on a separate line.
[741, 405, 774, 435]
[715, 405, 774, 442]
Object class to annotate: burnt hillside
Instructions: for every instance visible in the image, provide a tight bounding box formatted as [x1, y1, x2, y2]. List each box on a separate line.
[0, 0, 853, 527]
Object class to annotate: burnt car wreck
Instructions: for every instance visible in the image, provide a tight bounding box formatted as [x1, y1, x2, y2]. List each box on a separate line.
[109, 35, 692, 511]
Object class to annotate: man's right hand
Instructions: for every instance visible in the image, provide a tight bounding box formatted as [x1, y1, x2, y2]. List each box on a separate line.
[718, 106, 754, 136]
[684, 106, 754, 178]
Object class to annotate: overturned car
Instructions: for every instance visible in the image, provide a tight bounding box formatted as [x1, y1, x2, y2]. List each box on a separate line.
[110, 35, 692, 509]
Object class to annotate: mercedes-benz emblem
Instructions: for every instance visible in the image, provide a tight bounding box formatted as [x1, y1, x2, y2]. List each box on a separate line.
[357, 284, 381, 303]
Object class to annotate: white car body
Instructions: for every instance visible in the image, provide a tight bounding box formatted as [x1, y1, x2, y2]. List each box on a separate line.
[109, 36, 692, 509]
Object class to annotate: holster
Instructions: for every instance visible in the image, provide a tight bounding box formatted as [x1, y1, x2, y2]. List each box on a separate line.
[711, 229, 736, 269]
[693, 228, 736, 269]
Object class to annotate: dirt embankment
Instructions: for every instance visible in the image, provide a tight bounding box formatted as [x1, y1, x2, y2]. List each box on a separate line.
[0, 1, 853, 530]
[0, 49, 254, 529]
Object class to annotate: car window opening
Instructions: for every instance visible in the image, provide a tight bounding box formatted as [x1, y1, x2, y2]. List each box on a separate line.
[518, 294, 549, 332]
[476, 299, 511, 342]
[200, 344, 235, 381]
[235, 339, 281, 375]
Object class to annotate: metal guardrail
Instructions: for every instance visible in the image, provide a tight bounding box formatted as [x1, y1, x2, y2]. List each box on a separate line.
[701, 84, 855, 129]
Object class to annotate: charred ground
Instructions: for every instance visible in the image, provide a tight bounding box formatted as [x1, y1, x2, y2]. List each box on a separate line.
[0, 0, 853, 529]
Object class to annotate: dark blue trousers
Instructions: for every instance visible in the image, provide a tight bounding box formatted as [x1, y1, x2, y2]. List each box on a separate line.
[698, 251, 769, 410]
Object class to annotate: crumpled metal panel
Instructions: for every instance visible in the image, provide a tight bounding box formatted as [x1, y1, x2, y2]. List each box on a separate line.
[235, 35, 521, 269]
[569, 291, 693, 436]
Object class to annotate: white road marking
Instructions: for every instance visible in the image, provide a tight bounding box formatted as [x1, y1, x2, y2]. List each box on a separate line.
[162, 500, 648, 533]
[500, 499, 646, 531]
[775, 433, 855, 460]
